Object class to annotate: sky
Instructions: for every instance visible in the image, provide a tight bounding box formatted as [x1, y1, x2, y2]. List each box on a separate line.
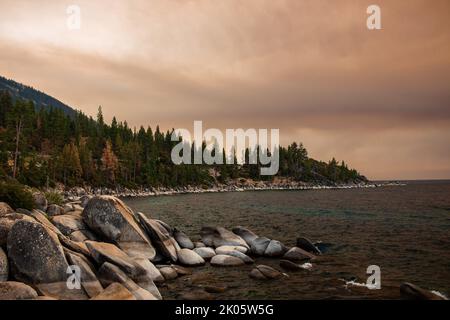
[0, 0, 449, 180]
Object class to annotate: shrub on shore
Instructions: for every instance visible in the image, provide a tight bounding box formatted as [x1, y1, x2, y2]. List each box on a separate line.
[0, 181, 34, 210]
[44, 191, 63, 206]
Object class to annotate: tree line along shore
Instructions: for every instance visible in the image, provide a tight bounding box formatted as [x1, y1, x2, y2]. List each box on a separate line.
[0, 90, 366, 193]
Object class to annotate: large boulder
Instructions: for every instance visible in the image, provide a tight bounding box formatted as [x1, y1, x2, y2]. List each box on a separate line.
[282, 247, 316, 262]
[0, 213, 34, 247]
[133, 257, 164, 283]
[215, 245, 248, 254]
[97, 262, 158, 300]
[63, 203, 74, 214]
[195, 242, 206, 248]
[7, 219, 69, 284]
[0, 247, 8, 281]
[218, 250, 254, 264]
[0, 281, 38, 300]
[65, 250, 103, 298]
[296, 237, 321, 255]
[52, 214, 97, 242]
[82, 196, 156, 260]
[201, 227, 249, 249]
[173, 229, 194, 249]
[176, 248, 205, 266]
[47, 204, 64, 217]
[155, 219, 174, 235]
[250, 237, 271, 256]
[32, 192, 48, 212]
[80, 195, 92, 208]
[210, 254, 245, 267]
[35, 281, 89, 300]
[232, 226, 258, 246]
[193, 247, 216, 260]
[91, 283, 136, 300]
[264, 240, 288, 257]
[85, 241, 146, 278]
[157, 265, 178, 280]
[137, 212, 177, 262]
[0, 202, 14, 216]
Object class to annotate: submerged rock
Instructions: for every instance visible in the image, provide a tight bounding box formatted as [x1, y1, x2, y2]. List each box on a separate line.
[177, 248, 205, 266]
[173, 228, 195, 249]
[296, 237, 321, 255]
[279, 259, 302, 271]
[249, 265, 284, 280]
[249, 268, 266, 280]
[282, 247, 316, 262]
[91, 283, 136, 300]
[400, 282, 447, 300]
[210, 254, 245, 267]
[171, 264, 192, 276]
[0, 281, 38, 300]
[137, 212, 178, 262]
[193, 247, 216, 260]
[179, 288, 213, 300]
[82, 196, 156, 260]
[0, 247, 8, 281]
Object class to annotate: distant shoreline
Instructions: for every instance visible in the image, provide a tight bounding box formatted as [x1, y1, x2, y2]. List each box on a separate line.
[63, 181, 406, 201]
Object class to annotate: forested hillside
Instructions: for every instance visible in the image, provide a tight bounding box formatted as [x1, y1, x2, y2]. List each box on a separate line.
[0, 76, 75, 116]
[0, 84, 366, 189]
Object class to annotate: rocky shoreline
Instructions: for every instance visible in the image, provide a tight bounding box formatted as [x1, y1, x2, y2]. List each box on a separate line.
[1, 190, 444, 300]
[59, 180, 405, 200]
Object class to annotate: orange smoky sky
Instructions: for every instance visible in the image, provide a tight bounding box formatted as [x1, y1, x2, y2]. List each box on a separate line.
[0, 0, 449, 180]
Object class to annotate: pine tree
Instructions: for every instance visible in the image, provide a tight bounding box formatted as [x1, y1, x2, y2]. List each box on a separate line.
[101, 139, 119, 184]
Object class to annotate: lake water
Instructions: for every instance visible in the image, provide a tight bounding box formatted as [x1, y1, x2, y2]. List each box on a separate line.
[124, 180, 450, 299]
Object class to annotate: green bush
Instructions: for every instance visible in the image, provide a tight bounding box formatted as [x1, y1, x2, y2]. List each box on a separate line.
[0, 181, 34, 210]
[45, 191, 63, 206]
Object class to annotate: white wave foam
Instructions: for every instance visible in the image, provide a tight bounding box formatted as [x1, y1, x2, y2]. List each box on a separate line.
[300, 263, 313, 270]
[431, 290, 448, 300]
[343, 280, 378, 290]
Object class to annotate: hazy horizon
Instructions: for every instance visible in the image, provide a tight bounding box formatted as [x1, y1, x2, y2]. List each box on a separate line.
[1, 0, 449, 180]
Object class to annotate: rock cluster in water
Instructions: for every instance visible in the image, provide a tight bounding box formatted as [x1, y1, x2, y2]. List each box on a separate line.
[0, 194, 445, 300]
[0, 195, 322, 300]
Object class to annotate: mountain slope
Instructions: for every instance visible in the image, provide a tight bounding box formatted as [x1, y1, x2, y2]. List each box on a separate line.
[0, 75, 76, 116]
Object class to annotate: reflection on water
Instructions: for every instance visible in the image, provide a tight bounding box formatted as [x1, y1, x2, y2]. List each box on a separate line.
[124, 181, 450, 299]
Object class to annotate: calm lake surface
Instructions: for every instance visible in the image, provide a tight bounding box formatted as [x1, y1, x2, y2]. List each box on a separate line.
[124, 180, 450, 299]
